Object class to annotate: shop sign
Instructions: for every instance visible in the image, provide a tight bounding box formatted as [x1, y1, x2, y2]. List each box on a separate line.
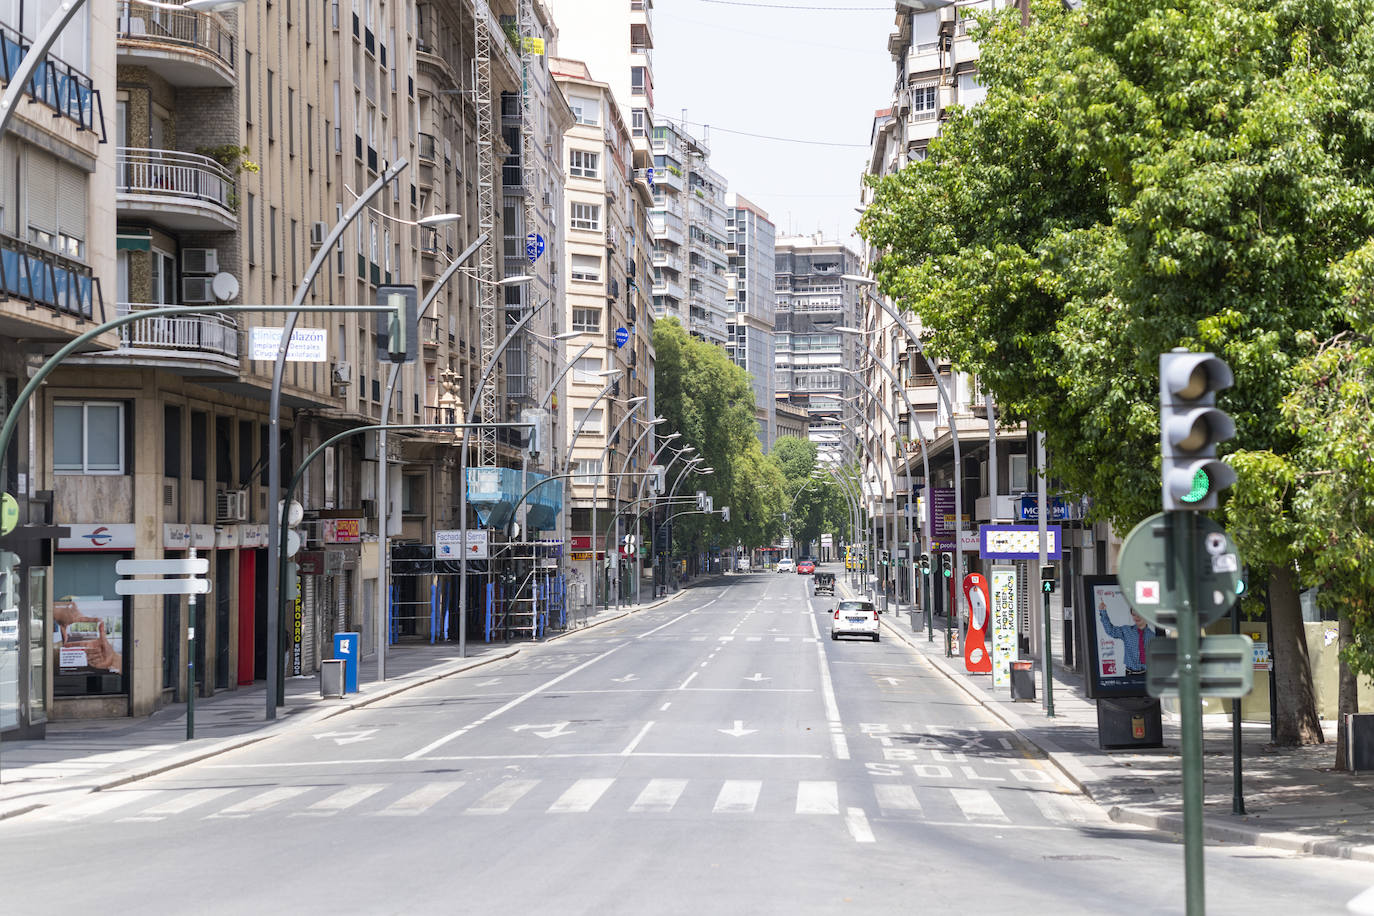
[250, 326, 329, 362]
[990, 566, 1019, 688]
[324, 519, 361, 543]
[58, 523, 136, 552]
[291, 575, 303, 676]
[298, 551, 325, 576]
[464, 529, 489, 560]
[240, 524, 268, 548]
[435, 529, 463, 559]
[570, 551, 593, 561]
[163, 523, 192, 550]
[980, 524, 1061, 560]
[215, 525, 240, 549]
[190, 524, 216, 549]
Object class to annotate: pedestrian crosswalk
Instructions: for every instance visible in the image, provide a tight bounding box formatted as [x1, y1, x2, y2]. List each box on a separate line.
[19, 777, 1104, 837]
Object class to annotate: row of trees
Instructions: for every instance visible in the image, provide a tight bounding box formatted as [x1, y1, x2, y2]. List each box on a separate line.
[859, 0, 1374, 755]
[650, 318, 849, 564]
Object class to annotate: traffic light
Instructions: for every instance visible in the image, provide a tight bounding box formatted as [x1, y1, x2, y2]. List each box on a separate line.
[919, 553, 930, 575]
[1041, 563, 1056, 593]
[1159, 349, 1236, 511]
[376, 285, 418, 364]
[880, 550, 889, 566]
[940, 553, 953, 578]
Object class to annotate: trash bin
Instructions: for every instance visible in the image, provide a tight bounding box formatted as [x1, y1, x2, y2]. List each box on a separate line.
[1010, 659, 1036, 701]
[1348, 714, 1374, 771]
[875, 596, 887, 615]
[320, 658, 346, 698]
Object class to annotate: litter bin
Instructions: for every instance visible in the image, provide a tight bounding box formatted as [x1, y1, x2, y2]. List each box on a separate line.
[1010, 659, 1036, 701]
[875, 596, 887, 615]
[1348, 714, 1374, 771]
[320, 658, 346, 698]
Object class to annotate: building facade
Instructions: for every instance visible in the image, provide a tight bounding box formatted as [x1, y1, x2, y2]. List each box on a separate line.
[773, 235, 860, 427]
[725, 194, 776, 450]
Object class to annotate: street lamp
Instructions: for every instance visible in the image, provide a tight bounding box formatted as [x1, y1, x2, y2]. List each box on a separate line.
[841, 273, 966, 635]
[609, 418, 668, 609]
[589, 398, 647, 612]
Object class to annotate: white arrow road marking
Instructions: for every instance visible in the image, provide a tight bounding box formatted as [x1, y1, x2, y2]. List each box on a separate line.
[312, 729, 377, 745]
[611, 674, 638, 683]
[510, 721, 574, 739]
[880, 677, 901, 686]
[718, 720, 757, 737]
[744, 673, 770, 682]
[474, 678, 501, 687]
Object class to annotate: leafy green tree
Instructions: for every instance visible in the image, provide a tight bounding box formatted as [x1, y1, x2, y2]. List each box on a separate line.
[860, 0, 1374, 744]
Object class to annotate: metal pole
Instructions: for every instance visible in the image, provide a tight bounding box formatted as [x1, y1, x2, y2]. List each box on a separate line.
[269, 160, 408, 716]
[1231, 599, 1246, 815]
[1176, 509, 1206, 915]
[1038, 431, 1054, 717]
[187, 548, 197, 740]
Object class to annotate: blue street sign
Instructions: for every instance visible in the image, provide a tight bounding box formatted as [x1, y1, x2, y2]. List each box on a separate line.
[615, 327, 629, 348]
[646, 167, 655, 188]
[525, 232, 545, 263]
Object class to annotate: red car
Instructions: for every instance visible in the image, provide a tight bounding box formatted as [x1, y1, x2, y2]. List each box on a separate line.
[796, 560, 815, 575]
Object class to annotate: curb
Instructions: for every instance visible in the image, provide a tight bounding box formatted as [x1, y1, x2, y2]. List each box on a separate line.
[875, 611, 1374, 863]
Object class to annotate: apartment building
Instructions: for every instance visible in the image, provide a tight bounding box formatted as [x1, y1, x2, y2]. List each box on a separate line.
[551, 57, 654, 608]
[725, 193, 776, 450]
[0, 0, 563, 735]
[773, 235, 860, 427]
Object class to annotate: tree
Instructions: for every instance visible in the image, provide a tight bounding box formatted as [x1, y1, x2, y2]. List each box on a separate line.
[860, 0, 1374, 745]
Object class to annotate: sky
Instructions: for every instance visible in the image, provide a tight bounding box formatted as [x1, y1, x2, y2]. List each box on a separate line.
[652, 0, 898, 248]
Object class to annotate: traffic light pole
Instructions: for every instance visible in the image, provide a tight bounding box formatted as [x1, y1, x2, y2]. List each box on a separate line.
[1173, 509, 1206, 915]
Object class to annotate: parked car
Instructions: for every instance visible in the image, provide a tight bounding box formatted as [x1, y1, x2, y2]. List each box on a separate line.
[796, 560, 815, 575]
[736, 558, 751, 572]
[831, 599, 880, 642]
[777, 558, 796, 573]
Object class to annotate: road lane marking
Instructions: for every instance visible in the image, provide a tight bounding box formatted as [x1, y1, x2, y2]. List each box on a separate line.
[874, 784, 921, 814]
[296, 784, 386, 816]
[678, 671, 699, 689]
[209, 786, 311, 818]
[404, 642, 628, 760]
[660, 702, 671, 711]
[30, 789, 159, 821]
[466, 779, 539, 815]
[621, 721, 655, 755]
[118, 787, 237, 821]
[713, 780, 761, 814]
[548, 778, 614, 813]
[810, 599, 850, 760]
[637, 600, 716, 639]
[950, 788, 1010, 823]
[377, 782, 464, 816]
[846, 806, 876, 843]
[630, 779, 687, 813]
[795, 781, 839, 815]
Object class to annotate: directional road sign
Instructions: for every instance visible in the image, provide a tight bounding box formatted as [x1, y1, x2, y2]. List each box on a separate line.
[116, 577, 212, 596]
[115, 558, 209, 576]
[1146, 634, 1254, 698]
[1117, 512, 1242, 628]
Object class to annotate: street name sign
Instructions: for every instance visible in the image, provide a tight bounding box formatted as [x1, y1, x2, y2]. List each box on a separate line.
[1146, 634, 1254, 698]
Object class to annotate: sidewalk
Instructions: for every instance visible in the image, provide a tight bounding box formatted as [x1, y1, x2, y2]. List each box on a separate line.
[863, 581, 1374, 863]
[0, 578, 714, 820]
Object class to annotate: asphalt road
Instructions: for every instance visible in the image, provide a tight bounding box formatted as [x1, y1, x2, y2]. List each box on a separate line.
[3, 572, 1372, 915]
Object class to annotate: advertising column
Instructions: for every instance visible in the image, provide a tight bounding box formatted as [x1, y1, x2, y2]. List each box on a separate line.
[53, 524, 135, 714]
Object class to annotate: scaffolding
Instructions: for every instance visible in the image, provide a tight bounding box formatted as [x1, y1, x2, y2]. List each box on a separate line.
[487, 537, 565, 640]
[473, 3, 499, 468]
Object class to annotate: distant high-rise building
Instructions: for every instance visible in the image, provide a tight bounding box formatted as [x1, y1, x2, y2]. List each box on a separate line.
[773, 236, 861, 431]
[726, 194, 777, 449]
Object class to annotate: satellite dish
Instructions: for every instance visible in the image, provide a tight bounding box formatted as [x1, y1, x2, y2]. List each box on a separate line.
[279, 499, 304, 527]
[211, 272, 240, 302]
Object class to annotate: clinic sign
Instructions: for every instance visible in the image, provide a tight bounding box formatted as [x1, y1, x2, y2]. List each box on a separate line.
[250, 326, 329, 362]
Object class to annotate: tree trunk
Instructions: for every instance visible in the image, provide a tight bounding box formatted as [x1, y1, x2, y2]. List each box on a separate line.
[1270, 564, 1324, 746]
[1336, 609, 1357, 770]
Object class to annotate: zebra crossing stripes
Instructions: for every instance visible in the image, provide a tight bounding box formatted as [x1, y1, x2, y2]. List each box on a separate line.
[713, 780, 762, 813]
[874, 784, 921, 814]
[210, 786, 311, 818]
[466, 779, 539, 815]
[120, 787, 237, 822]
[950, 788, 1011, 823]
[629, 778, 687, 813]
[795, 781, 839, 815]
[376, 781, 465, 816]
[297, 784, 386, 817]
[548, 778, 614, 813]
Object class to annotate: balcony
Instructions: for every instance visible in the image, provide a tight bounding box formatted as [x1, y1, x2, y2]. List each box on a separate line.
[116, 2, 235, 87]
[418, 132, 438, 163]
[1, 21, 103, 135]
[0, 233, 105, 324]
[116, 148, 238, 232]
[109, 302, 240, 372]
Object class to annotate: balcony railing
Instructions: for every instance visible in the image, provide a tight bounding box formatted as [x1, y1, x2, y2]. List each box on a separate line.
[117, 147, 236, 213]
[1, 21, 103, 135]
[0, 233, 104, 322]
[417, 132, 437, 162]
[116, 303, 239, 360]
[116, 2, 235, 75]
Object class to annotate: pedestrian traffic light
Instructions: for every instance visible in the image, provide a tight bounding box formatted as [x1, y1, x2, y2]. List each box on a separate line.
[919, 552, 930, 575]
[1041, 564, 1056, 593]
[880, 550, 889, 566]
[940, 553, 953, 578]
[376, 284, 418, 364]
[1159, 349, 1236, 511]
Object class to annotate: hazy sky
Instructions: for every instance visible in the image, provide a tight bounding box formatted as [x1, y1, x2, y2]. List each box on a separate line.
[652, 0, 897, 247]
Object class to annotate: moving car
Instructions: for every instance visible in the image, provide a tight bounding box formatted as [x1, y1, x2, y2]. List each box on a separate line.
[831, 599, 880, 642]
[736, 558, 751, 572]
[796, 560, 815, 575]
[813, 572, 836, 596]
[777, 558, 796, 573]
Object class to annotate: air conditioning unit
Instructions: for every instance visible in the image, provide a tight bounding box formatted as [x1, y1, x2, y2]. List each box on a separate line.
[182, 276, 215, 303]
[163, 478, 179, 510]
[938, 85, 957, 114]
[332, 361, 353, 386]
[215, 489, 247, 522]
[310, 221, 328, 248]
[182, 248, 219, 274]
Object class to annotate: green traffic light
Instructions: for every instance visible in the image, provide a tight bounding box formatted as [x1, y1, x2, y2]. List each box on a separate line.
[1181, 467, 1211, 503]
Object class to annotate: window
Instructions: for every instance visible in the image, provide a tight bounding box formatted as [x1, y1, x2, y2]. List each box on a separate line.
[54, 402, 124, 474]
[570, 203, 600, 231]
[269, 206, 278, 276]
[573, 356, 602, 383]
[24, 148, 86, 259]
[569, 149, 599, 179]
[246, 193, 256, 265]
[571, 253, 601, 282]
[1008, 454, 1029, 493]
[912, 83, 937, 119]
[573, 408, 603, 434]
[630, 66, 646, 96]
[244, 51, 253, 122]
[572, 457, 602, 482]
[572, 308, 601, 332]
[267, 69, 276, 140]
[569, 96, 599, 126]
[631, 108, 646, 138]
[288, 88, 296, 155]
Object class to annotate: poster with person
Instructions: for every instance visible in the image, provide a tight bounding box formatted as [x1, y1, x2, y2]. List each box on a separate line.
[1081, 575, 1159, 698]
[53, 596, 124, 677]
